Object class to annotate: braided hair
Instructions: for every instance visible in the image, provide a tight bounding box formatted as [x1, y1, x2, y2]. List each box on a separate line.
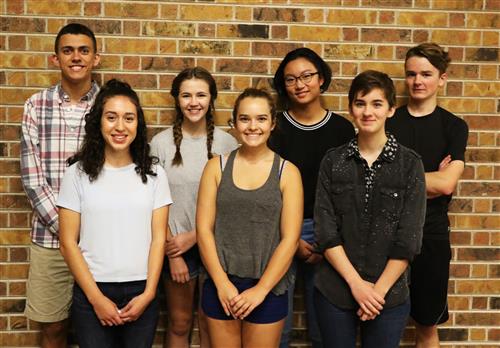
[170, 67, 217, 166]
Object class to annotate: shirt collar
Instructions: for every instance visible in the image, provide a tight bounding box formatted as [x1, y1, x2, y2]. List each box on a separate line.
[57, 81, 100, 104]
[346, 133, 399, 163]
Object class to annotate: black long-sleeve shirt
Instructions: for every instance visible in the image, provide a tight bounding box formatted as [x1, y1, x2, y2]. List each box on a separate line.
[314, 135, 426, 310]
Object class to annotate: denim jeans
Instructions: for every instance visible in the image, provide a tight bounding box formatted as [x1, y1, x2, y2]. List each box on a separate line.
[280, 219, 322, 348]
[72, 281, 159, 348]
[314, 288, 410, 348]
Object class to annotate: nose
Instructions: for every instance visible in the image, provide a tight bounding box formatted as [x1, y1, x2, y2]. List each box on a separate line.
[115, 117, 125, 131]
[71, 50, 81, 61]
[362, 105, 372, 116]
[249, 118, 258, 129]
[295, 78, 306, 88]
[414, 74, 422, 84]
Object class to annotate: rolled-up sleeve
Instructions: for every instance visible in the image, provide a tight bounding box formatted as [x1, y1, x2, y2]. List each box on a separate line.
[388, 156, 426, 260]
[314, 154, 342, 253]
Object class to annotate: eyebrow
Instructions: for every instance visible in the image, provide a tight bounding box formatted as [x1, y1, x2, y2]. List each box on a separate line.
[60, 45, 91, 50]
[104, 111, 136, 116]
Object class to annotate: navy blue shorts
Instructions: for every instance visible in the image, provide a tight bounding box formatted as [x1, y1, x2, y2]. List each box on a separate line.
[163, 245, 201, 280]
[201, 275, 288, 324]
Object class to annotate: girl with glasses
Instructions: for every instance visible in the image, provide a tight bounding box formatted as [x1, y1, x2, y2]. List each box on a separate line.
[269, 47, 355, 348]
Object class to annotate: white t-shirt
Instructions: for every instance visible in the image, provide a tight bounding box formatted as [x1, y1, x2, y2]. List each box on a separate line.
[57, 162, 172, 282]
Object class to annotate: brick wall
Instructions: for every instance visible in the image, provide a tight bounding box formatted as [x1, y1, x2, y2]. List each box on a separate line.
[1, 0, 498, 347]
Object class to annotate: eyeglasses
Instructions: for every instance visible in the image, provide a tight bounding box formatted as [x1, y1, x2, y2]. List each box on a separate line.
[284, 72, 319, 86]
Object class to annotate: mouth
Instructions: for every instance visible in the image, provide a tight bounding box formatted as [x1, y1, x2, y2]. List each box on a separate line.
[69, 65, 85, 72]
[112, 134, 128, 143]
[295, 91, 309, 98]
[244, 133, 262, 138]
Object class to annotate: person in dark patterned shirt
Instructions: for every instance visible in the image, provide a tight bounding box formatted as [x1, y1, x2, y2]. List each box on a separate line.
[313, 70, 426, 348]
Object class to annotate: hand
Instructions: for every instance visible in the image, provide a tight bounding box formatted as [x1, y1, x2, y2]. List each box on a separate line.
[166, 231, 196, 258]
[439, 155, 452, 171]
[357, 307, 377, 321]
[119, 292, 153, 323]
[305, 252, 323, 264]
[216, 279, 239, 318]
[296, 239, 314, 260]
[91, 294, 124, 326]
[168, 256, 190, 283]
[349, 280, 385, 317]
[230, 285, 267, 320]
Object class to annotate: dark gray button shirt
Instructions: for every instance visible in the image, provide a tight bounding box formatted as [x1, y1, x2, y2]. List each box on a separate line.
[314, 135, 426, 310]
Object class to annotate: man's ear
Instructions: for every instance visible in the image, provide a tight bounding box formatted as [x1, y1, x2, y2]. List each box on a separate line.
[438, 72, 447, 87]
[51, 54, 60, 68]
[92, 53, 101, 68]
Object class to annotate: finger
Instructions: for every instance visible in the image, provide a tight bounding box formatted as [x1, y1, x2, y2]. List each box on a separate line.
[221, 301, 231, 317]
[365, 301, 380, 315]
[238, 303, 251, 318]
[242, 303, 255, 319]
[360, 303, 374, 316]
[100, 319, 107, 326]
[230, 295, 242, 307]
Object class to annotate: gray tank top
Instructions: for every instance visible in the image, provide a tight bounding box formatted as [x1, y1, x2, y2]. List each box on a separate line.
[214, 150, 294, 295]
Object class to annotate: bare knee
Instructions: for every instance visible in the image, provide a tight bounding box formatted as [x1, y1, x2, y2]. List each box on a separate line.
[169, 316, 193, 338]
[415, 324, 439, 348]
[40, 321, 68, 347]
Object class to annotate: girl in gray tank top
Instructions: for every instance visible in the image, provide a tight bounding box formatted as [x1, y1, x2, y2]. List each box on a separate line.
[197, 88, 303, 347]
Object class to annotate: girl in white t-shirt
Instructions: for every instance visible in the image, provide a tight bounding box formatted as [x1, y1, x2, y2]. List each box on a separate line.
[150, 67, 238, 348]
[58, 79, 172, 348]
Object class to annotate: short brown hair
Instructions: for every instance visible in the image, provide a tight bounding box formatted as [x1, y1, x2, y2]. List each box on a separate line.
[405, 43, 451, 74]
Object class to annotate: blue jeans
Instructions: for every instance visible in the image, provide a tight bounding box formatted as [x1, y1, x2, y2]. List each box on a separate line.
[72, 281, 159, 348]
[314, 288, 410, 348]
[280, 219, 322, 348]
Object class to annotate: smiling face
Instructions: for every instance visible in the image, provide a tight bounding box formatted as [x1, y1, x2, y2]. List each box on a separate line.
[52, 34, 100, 87]
[405, 56, 446, 103]
[235, 97, 275, 148]
[101, 95, 138, 158]
[283, 57, 324, 106]
[177, 78, 211, 126]
[351, 88, 395, 137]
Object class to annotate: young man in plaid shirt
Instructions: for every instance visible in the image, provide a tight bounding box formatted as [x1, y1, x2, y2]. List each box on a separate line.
[21, 23, 100, 347]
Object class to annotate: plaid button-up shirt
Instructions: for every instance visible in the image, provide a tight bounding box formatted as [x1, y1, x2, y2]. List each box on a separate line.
[20, 82, 99, 248]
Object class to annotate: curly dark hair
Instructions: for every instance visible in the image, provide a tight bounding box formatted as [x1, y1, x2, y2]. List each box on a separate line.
[170, 66, 217, 166]
[68, 79, 157, 183]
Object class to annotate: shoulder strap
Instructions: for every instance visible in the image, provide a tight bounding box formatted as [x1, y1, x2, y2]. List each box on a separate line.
[278, 159, 286, 179]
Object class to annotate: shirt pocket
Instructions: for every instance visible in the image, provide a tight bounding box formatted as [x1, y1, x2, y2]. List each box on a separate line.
[331, 184, 353, 215]
[379, 187, 404, 220]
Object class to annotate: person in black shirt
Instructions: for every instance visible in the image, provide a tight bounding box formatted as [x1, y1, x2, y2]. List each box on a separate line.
[314, 70, 426, 348]
[386, 43, 468, 347]
[269, 47, 355, 348]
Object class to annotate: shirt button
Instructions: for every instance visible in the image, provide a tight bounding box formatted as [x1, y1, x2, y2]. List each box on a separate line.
[393, 193, 398, 197]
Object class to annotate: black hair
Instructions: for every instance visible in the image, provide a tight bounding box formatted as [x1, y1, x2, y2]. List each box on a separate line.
[55, 23, 97, 53]
[273, 47, 331, 108]
[348, 70, 396, 109]
[68, 79, 157, 183]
